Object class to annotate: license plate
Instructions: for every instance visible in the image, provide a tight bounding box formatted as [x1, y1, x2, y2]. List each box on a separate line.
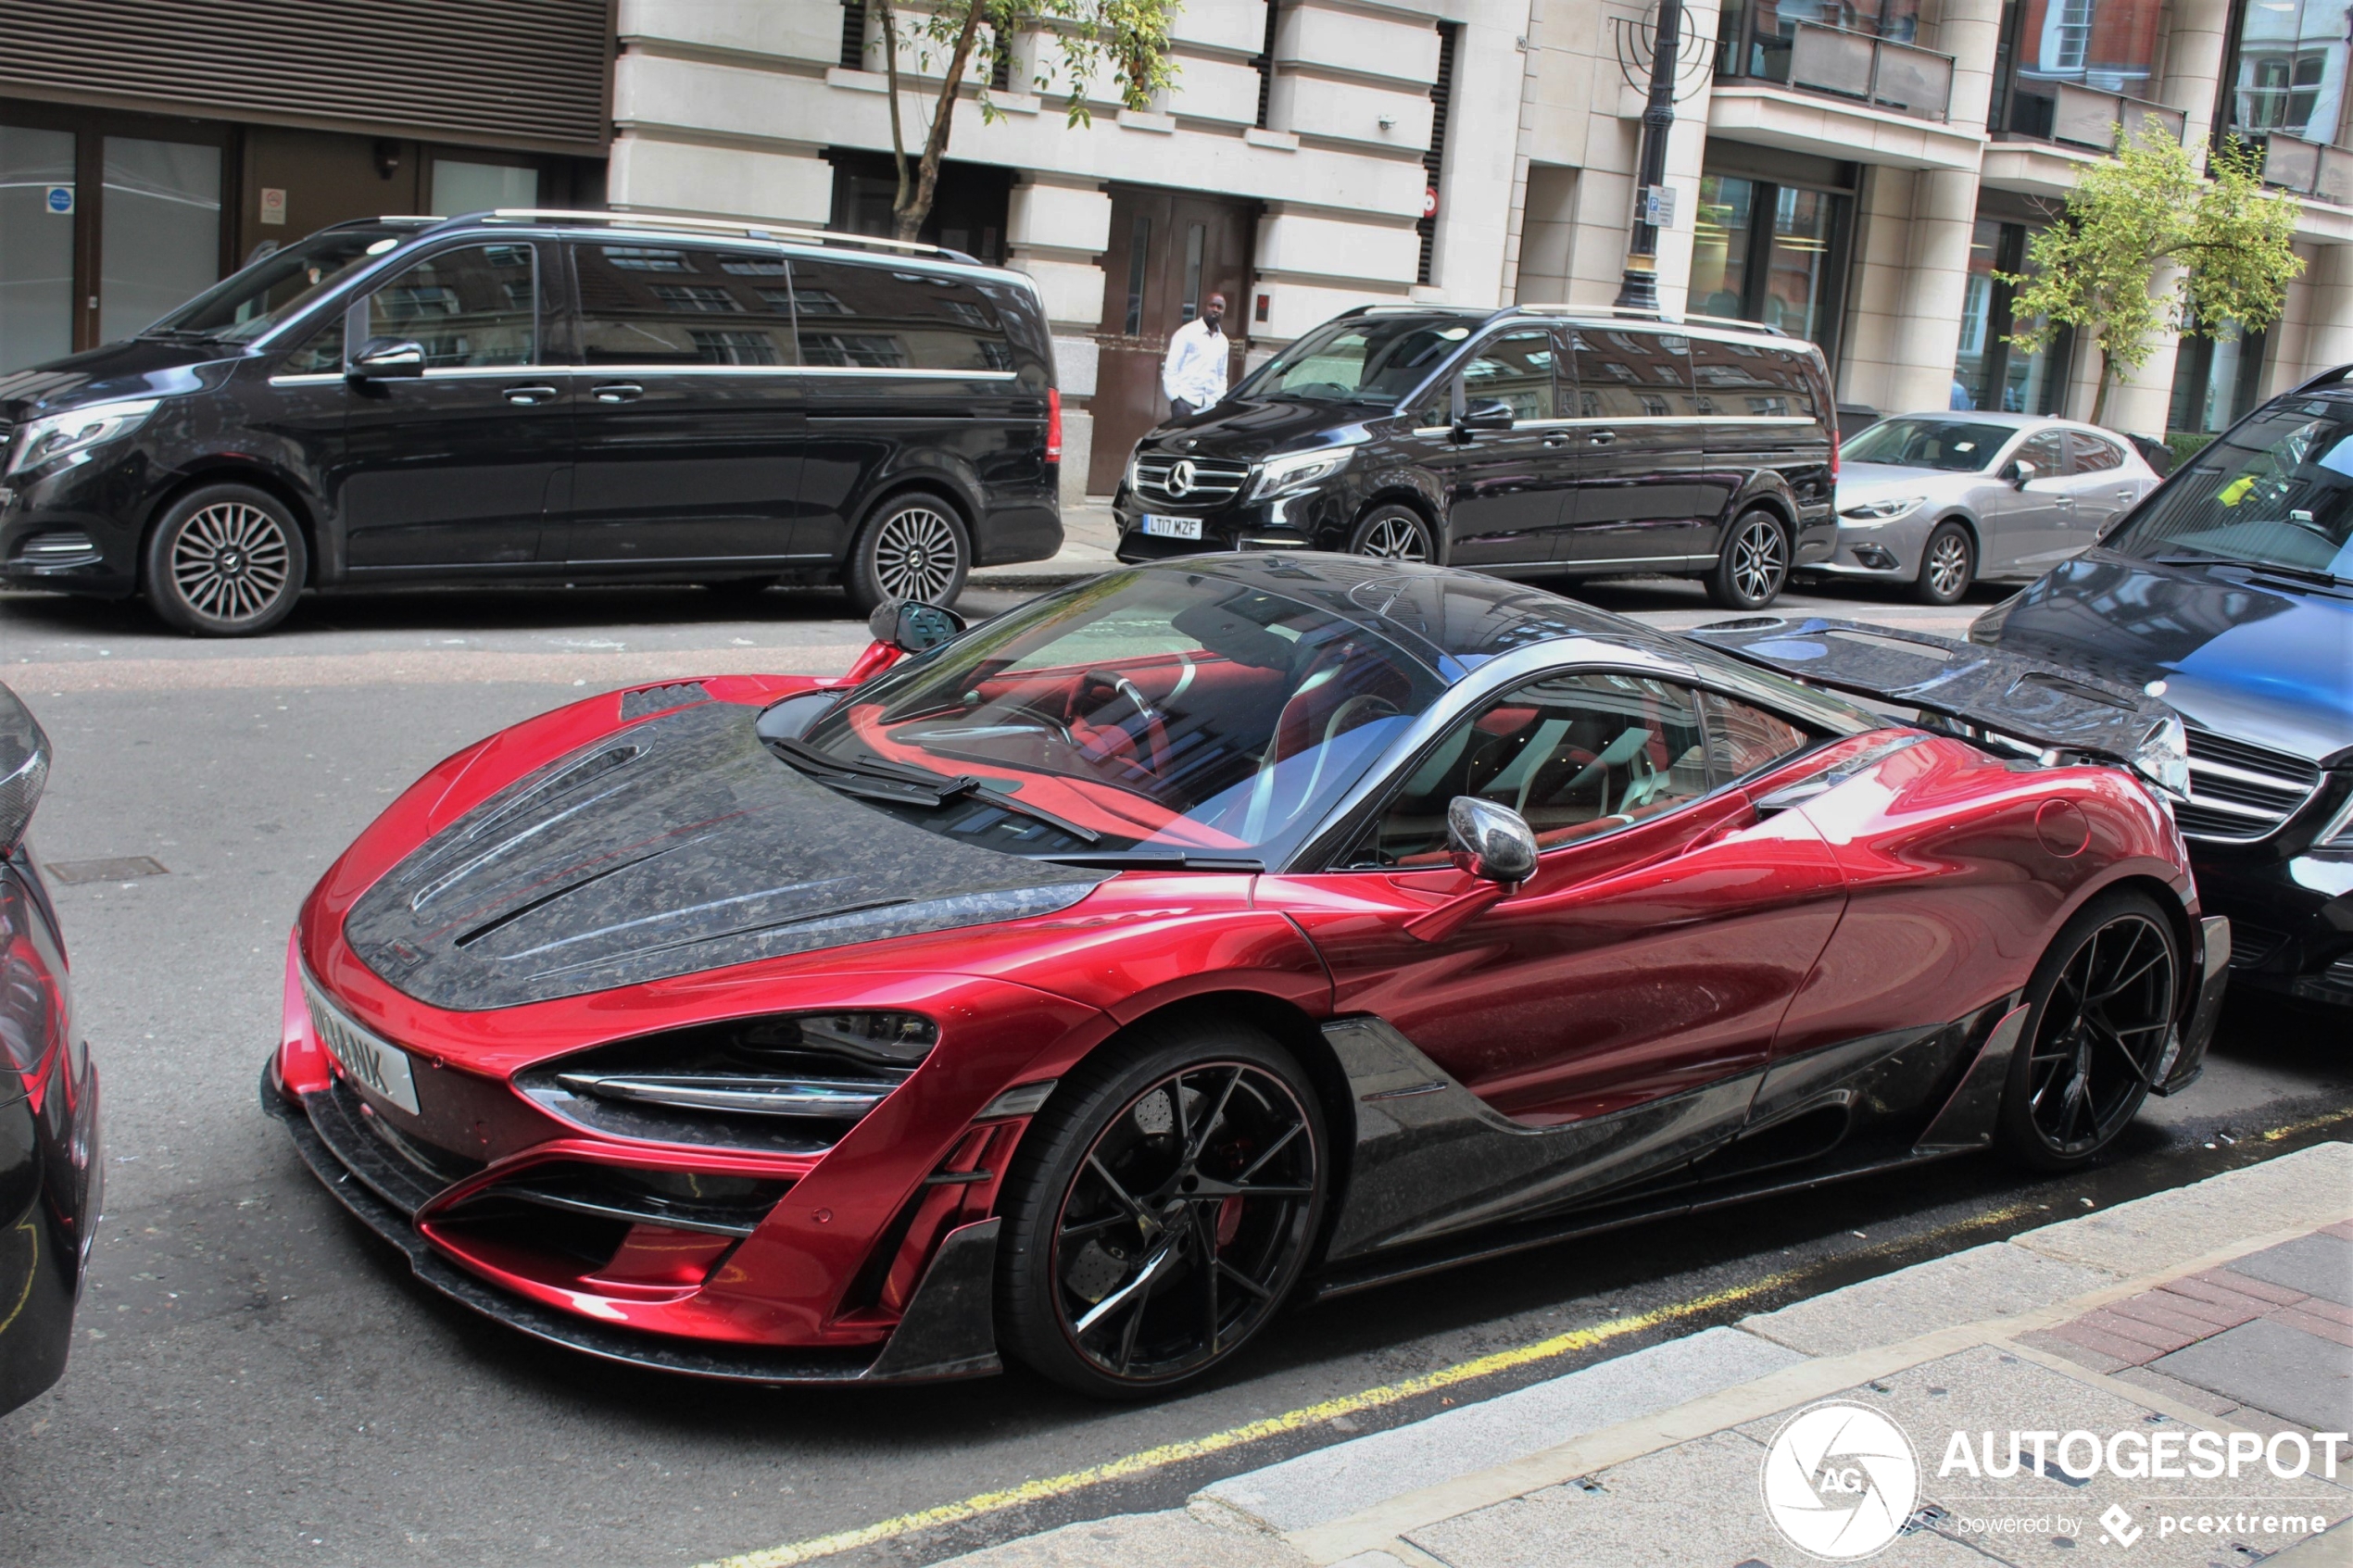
[1141, 513, 1203, 541]
[305, 977, 422, 1114]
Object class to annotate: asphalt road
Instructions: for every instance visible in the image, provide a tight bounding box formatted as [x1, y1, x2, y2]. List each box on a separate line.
[0, 576, 2342, 1568]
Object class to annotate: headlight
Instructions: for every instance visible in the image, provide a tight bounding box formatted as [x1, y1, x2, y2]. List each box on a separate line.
[1123, 449, 1141, 497]
[2133, 713, 2191, 799]
[1838, 495, 1924, 522]
[4, 399, 160, 477]
[1247, 446, 1354, 500]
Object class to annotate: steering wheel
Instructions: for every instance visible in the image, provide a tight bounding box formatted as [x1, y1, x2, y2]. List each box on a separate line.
[1074, 668, 1171, 777]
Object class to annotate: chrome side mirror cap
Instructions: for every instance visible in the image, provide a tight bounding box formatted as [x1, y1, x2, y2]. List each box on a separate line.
[350, 337, 425, 380]
[866, 597, 968, 655]
[1454, 398, 1515, 437]
[1446, 797, 1537, 886]
[0, 685, 51, 855]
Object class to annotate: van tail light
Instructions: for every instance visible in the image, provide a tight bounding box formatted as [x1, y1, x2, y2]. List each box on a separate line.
[1045, 388, 1063, 464]
[1830, 420, 1841, 482]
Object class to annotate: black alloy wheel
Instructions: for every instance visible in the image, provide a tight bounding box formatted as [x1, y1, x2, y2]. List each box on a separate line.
[1999, 889, 2180, 1169]
[1914, 521, 1975, 606]
[844, 493, 969, 616]
[1345, 505, 1439, 564]
[1707, 510, 1790, 610]
[996, 1022, 1326, 1397]
[143, 482, 308, 636]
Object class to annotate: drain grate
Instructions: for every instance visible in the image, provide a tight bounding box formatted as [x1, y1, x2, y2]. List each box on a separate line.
[45, 856, 170, 884]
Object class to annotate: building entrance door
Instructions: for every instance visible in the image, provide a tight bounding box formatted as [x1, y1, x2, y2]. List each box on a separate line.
[1088, 186, 1256, 495]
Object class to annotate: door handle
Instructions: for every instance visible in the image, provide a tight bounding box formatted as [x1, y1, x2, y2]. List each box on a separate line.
[1542, 431, 1570, 447]
[592, 382, 644, 403]
[502, 384, 560, 406]
[2052, 494, 2075, 508]
[2115, 487, 2135, 500]
[1588, 428, 1617, 445]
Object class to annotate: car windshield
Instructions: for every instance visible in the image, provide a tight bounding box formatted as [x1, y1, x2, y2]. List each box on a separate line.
[1234, 316, 1471, 406]
[2108, 400, 2353, 583]
[144, 225, 413, 344]
[795, 571, 1449, 864]
[1843, 418, 2015, 471]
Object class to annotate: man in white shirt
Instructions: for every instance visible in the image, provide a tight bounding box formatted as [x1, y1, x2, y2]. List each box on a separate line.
[1161, 294, 1228, 420]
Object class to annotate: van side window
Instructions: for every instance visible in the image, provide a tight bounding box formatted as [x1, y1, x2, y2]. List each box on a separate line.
[1570, 329, 1692, 418]
[366, 244, 536, 369]
[281, 320, 344, 374]
[1688, 337, 1817, 419]
[1457, 330, 1557, 421]
[573, 245, 797, 366]
[790, 258, 1012, 373]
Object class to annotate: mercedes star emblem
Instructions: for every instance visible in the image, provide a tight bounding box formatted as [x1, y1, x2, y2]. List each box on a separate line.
[1167, 458, 1197, 498]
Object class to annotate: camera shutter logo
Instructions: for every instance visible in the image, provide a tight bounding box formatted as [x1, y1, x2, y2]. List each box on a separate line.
[1166, 458, 1197, 498]
[1760, 1402, 1919, 1560]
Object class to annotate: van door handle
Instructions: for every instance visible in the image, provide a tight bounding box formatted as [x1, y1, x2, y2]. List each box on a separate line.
[1588, 428, 1617, 445]
[2115, 486, 2135, 500]
[502, 383, 560, 406]
[592, 382, 644, 404]
[1542, 431, 1570, 447]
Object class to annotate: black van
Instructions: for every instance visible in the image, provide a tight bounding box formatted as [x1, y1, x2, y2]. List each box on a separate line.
[0, 212, 1061, 634]
[1113, 306, 1835, 609]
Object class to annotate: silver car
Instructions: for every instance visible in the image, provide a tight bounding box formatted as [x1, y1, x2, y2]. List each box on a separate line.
[1812, 413, 2162, 604]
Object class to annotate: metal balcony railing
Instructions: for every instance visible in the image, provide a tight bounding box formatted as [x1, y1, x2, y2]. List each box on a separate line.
[2259, 132, 2353, 206]
[1785, 22, 1955, 121]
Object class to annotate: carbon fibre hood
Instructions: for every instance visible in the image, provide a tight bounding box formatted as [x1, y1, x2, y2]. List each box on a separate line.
[345, 702, 1107, 1010]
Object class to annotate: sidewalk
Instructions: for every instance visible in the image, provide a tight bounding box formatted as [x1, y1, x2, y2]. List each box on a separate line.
[942, 1141, 2353, 1568]
[965, 501, 1122, 587]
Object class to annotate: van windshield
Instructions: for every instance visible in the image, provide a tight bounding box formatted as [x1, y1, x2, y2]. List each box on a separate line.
[1235, 316, 1470, 406]
[143, 225, 415, 344]
[2107, 401, 2353, 583]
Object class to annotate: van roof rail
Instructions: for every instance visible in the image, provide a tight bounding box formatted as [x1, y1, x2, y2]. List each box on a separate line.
[457, 209, 977, 264]
[1507, 303, 1788, 335]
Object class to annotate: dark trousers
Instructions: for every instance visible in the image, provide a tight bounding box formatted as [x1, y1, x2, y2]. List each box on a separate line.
[1169, 398, 1198, 421]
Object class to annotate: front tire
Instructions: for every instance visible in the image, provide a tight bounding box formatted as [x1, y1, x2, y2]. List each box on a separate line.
[843, 493, 969, 616]
[142, 483, 308, 637]
[1913, 521, 1975, 606]
[995, 1019, 1327, 1399]
[1706, 510, 1790, 610]
[1345, 505, 1438, 563]
[1997, 888, 2181, 1170]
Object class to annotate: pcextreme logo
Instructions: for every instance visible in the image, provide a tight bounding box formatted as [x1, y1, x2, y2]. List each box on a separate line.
[1761, 1402, 1921, 1561]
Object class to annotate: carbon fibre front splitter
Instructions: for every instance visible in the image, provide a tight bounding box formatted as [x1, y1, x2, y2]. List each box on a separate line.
[258, 1055, 1002, 1385]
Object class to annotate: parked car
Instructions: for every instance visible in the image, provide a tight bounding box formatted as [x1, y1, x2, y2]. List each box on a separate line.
[1817, 414, 2161, 604]
[1973, 372, 2353, 1010]
[1113, 307, 1837, 610]
[266, 554, 2220, 1398]
[0, 212, 1062, 635]
[0, 684, 100, 1417]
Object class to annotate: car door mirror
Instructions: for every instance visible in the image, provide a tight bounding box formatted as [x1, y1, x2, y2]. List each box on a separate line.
[0, 687, 50, 854]
[1446, 797, 1538, 886]
[350, 337, 425, 380]
[867, 597, 968, 654]
[1454, 398, 1516, 436]
[2006, 458, 2038, 487]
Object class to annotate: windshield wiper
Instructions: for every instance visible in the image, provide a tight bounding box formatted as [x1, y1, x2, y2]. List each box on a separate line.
[1036, 851, 1264, 872]
[136, 326, 227, 343]
[2148, 553, 2351, 588]
[769, 736, 1101, 843]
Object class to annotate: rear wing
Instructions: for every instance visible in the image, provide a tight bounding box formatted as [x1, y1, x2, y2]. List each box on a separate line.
[1686, 617, 2187, 794]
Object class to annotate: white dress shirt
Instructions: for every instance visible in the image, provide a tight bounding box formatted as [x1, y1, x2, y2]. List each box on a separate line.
[1161, 317, 1229, 408]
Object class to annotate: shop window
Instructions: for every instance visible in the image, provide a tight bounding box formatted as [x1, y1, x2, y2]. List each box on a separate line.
[2220, 0, 2353, 145]
[1691, 173, 1846, 358]
[101, 136, 221, 344]
[2167, 320, 2269, 433]
[1952, 219, 2072, 413]
[0, 124, 76, 371]
[430, 159, 537, 218]
[1989, 0, 2165, 138]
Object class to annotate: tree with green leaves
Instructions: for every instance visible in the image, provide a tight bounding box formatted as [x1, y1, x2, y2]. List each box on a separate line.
[2005, 128, 2302, 428]
[858, 0, 1179, 244]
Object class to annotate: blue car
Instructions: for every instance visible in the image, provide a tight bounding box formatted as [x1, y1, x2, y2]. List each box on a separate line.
[1973, 372, 2353, 1010]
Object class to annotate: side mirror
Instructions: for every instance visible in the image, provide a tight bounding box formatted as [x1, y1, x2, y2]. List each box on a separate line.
[0, 685, 52, 854]
[2007, 458, 2039, 487]
[1454, 398, 1516, 436]
[1446, 797, 1538, 886]
[866, 597, 968, 655]
[349, 337, 425, 380]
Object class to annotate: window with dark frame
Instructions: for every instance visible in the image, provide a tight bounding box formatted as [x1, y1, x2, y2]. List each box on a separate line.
[1417, 21, 1460, 285]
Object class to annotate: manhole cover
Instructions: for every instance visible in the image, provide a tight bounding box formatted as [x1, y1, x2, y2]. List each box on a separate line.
[45, 857, 170, 884]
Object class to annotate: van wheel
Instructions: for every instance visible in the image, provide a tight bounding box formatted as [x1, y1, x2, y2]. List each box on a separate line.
[994, 1018, 1327, 1399]
[1914, 522, 1974, 605]
[1706, 511, 1790, 610]
[844, 494, 969, 615]
[142, 483, 308, 637]
[1997, 889, 2180, 1171]
[1345, 506, 1438, 564]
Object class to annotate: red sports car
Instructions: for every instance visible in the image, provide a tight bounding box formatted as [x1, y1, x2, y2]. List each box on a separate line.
[266, 556, 2226, 1397]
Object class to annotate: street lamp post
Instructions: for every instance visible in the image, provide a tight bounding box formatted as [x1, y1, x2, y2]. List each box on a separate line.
[1614, 0, 1683, 314]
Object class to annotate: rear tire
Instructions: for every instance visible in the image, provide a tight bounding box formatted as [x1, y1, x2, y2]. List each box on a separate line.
[142, 483, 308, 637]
[843, 493, 969, 616]
[1344, 505, 1438, 564]
[995, 1018, 1327, 1399]
[1912, 521, 1975, 606]
[1996, 888, 2181, 1170]
[1706, 510, 1790, 610]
